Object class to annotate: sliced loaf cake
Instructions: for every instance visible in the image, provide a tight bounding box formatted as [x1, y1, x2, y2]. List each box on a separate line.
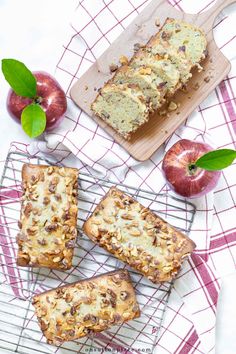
[130, 56, 180, 96]
[91, 18, 207, 140]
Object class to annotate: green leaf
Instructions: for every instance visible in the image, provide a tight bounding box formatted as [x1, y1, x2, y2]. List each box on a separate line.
[2, 59, 37, 98]
[21, 104, 46, 138]
[195, 149, 236, 171]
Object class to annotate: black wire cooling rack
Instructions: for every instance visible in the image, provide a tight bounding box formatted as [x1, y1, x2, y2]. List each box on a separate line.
[0, 151, 196, 354]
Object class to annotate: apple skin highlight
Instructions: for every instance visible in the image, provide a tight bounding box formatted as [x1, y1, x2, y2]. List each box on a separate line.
[7, 72, 67, 131]
[162, 139, 221, 198]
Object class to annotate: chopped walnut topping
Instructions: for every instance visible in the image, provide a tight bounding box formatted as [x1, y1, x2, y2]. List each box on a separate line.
[67, 329, 75, 337]
[37, 239, 47, 246]
[80, 296, 94, 305]
[43, 196, 50, 205]
[132, 304, 140, 313]
[16, 232, 28, 243]
[65, 240, 75, 249]
[161, 31, 172, 40]
[54, 193, 62, 201]
[155, 18, 160, 27]
[83, 314, 98, 323]
[30, 175, 38, 183]
[157, 81, 167, 90]
[101, 298, 110, 308]
[48, 182, 57, 193]
[109, 63, 118, 73]
[129, 229, 141, 236]
[24, 202, 33, 217]
[168, 101, 178, 111]
[204, 76, 211, 83]
[39, 319, 49, 331]
[179, 45, 186, 52]
[107, 288, 117, 299]
[32, 207, 41, 216]
[120, 291, 129, 301]
[139, 67, 152, 75]
[70, 306, 76, 315]
[64, 292, 73, 303]
[62, 211, 70, 220]
[47, 166, 54, 175]
[133, 43, 144, 52]
[118, 270, 129, 281]
[119, 55, 129, 66]
[45, 223, 58, 232]
[26, 227, 38, 235]
[121, 213, 133, 220]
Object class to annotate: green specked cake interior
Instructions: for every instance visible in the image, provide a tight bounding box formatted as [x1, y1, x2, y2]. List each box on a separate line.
[145, 45, 193, 84]
[159, 19, 207, 66]
[131, 56, 180, 95]
[91, 84, 149, 139]
[113, 66, 164, 110]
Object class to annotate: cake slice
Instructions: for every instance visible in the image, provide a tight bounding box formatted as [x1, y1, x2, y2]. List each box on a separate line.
[158, 18, 208, 67]
[130, 56, 180, 96]
[32, 269, 140, 345]
[91, 83, 150, 140]
[83, 187, 196, 284]
[113, 65, 164, 111]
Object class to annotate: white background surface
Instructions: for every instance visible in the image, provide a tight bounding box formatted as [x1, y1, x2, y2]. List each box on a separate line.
[0, 1, 235, 353]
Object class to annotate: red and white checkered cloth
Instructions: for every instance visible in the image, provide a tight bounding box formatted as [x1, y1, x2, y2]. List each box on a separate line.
[6, 0, 236, 353]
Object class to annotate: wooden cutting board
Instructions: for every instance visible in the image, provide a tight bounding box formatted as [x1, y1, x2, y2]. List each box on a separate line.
[70, 0, 235, 161]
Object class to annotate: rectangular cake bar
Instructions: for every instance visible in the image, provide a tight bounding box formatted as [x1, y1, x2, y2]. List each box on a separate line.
[32, 269, 140, 345]
[83, 187, 196, 283]
[17, 163, 79, 270]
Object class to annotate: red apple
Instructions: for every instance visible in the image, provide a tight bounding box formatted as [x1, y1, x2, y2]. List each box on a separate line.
[162, 139, 221, 198]
[7, 71, 67, 131]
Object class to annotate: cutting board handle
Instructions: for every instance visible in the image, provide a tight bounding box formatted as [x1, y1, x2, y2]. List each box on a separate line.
[199, 0, 236, 31]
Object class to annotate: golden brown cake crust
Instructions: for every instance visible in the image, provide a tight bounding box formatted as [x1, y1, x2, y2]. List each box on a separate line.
[32, 269, 140, 345]
[17, 164, 79, 270]
[83, 187, 196, 283]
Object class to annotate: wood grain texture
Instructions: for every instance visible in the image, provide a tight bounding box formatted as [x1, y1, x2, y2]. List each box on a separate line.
[70, 0, 235, 161]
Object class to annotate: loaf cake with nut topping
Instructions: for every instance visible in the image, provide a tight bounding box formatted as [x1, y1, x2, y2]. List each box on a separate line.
[83, 187, 196, 283]
[17, 164, 78, 269]
[32, 269, 140, 345]
[91, 18, 207, 139]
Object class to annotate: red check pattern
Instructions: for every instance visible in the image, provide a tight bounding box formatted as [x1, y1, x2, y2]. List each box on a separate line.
[2, 0, 236, 353]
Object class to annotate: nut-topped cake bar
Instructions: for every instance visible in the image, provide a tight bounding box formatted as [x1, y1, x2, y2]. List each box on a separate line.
[32, 269, 140, 345]
[17, 164, 79, 269]
[83, 187, 196, 283]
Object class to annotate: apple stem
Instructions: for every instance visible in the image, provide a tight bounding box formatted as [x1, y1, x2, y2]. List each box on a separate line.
[34, 96, 42, 104]
[188, 164, 198, 175]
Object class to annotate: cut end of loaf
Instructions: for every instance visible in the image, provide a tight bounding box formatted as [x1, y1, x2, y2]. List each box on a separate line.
[91, 84, 150, 139]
